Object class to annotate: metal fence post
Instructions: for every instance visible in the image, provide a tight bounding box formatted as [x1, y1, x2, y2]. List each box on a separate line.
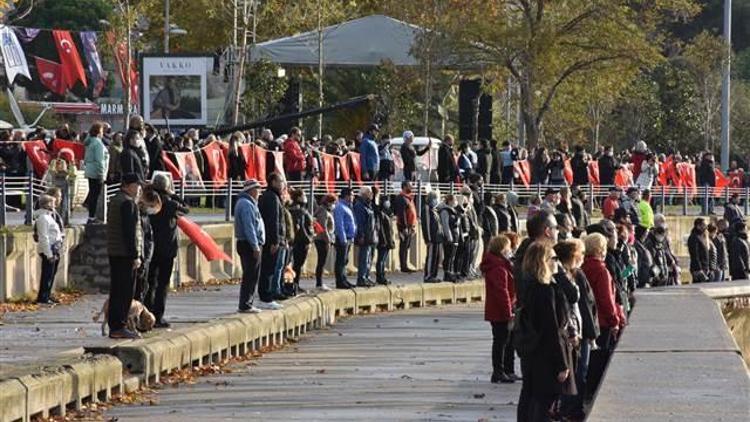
[225, 180, 233, 222]
[587, 184, 594, 214]
[0, 172, 6, 227]
[682, 188, 688, 216]
[100, 183, 109, 224]
[745, 187, 749, 216]
[660, 185, 666, 214]
[450, 181, 455, 195]
[179, 177, 186, 201]
[536, 183, 542, 198]
[416, 179, 423, 221]
[702, 186, 710, 216]
[308, 177, 315, 215]
[24, 172, 33, 225]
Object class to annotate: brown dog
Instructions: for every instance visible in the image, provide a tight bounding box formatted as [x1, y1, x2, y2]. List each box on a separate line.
[93, 299, 156, 336]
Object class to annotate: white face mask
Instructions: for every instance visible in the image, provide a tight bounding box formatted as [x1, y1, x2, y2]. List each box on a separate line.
[145, 207, 159, 215]
[503, 251, 513, 260]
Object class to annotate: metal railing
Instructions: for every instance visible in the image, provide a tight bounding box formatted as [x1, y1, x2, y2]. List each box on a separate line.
[2, 172, 746, 227]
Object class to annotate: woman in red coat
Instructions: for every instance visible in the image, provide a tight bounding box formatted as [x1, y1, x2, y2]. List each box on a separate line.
[480, 234, 518, 383]
[581, 232, 625, 398]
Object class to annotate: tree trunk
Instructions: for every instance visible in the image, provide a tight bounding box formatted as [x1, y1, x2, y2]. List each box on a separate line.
[518, 80, 540, 148]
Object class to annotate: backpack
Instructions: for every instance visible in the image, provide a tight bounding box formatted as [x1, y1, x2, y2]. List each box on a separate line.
[512, 304, 541, 358]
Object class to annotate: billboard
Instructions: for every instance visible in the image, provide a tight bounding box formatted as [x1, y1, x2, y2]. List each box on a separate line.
[140, 55, 209, 127]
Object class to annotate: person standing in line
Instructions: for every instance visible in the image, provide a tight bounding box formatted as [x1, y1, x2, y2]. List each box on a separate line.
[283, 127, 306, 181]
[637, 189, 655, 229]
[462, 188, 481, 278]
[393, 181, 418, 273]
[107, 133, 123, 183]
[712, 219, 730, 282]
[145, 175, 189, 325]
[313, 194, 336, 291]
[437, 135, 458, 183]
[257, 173, 286, 310]
[499, 141, 515, 184]
[106, 174, 143, 339]
[121, 116, 148, 182]
[439, 194, 460, 282]
[602, 187, 621, 220]
[333, 188, 357, 289]
[422, 190, 443, 283]
[481, 234, 516, 384]
[44, 151, 77, 226]
[234, 179, 265, 313]
[133, 186, 161, 309]
[729, 221, 750, 281]
[360, 124, 381, 181]
[581, 233, 624, 399]
[374, 195, 395, 285]
[84, 122, 110, 224]
[454, 193, 471, 281]
[688, 218, 711, 283]
[377, 134, 395, 181]
[34, 194, 64, 305]
[399, 130, 431, 181]
[289, 189, 315, 294]
[277, 196, 296, 297]
[516, 241, 571, 422]
[353, 186, 378, 287]
[724, 193, 744, 226]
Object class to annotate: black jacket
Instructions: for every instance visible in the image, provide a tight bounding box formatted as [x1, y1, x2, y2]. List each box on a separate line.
[524, 281, 570, 396]
[375, 206, 395, 249]
[598, 154, 618, 186]
[713, 233, 729, 272]
[146, 135, 165, 174]
[475, 148, 493, 182]
[729, 232, 750, 280]
[422, 203, 443, 244]
[481, 205, 499, 241]
[643, 232, 677, 286]
[354, 197, 378, 246]
[289, 204, 315, 246]
[724, 203, 744, 226]
[437, 144, 458, 183]
[571, 152, 589, 186]
[149, 192, 189, 260]
[634, 240, 654, 288]
[400, 143, 429, 176]
[438, 203, 460, 244]
[228, 149, 247, 180]
[572, 269, 600, 341]
[570, 197, 589, 230]
[697, 159, 716, 187]
[493, 203, 519, 233]
[120, 146, 146, 181]
[531, 154, 549, 185]
[489, 147, 502, 184]
[258, 188, 285, 246]
[688, 229, 710, 274]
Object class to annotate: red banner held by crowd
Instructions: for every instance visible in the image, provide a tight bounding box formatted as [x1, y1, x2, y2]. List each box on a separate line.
[320, 153, 336, 193]
[23, 141, 51, 177]
[715, 168, 730, 197]
[338, 155, 350, 181]
[563, 159, 573, 185]
[202, 141, 227, 187]
[514, 160, 531, 186]
[271, 151, 286, 181]
[173, 151, 204, 187]
[51, 139, 85, 162]
[177, 217, 232, 262]
[588, 161, 600, 186]
[349, 152, 362, 184]
[615, 166, 633, 187]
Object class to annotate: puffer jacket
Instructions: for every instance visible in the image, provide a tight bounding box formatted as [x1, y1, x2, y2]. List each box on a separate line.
[34, 208, 63, 259]
[438, 203, 460, 244]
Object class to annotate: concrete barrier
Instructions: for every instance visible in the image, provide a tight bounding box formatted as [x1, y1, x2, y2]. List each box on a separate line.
[389, 283, 424, 310]
[0, 355, 122, 422]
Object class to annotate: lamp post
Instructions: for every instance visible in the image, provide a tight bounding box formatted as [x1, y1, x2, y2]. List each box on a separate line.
[721, 0, 732, 171]
[164, 0, 170, 53]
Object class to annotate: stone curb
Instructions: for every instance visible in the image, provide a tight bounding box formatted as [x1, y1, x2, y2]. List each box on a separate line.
[0, 354, 122, 422]
[1, 281, 484, 421]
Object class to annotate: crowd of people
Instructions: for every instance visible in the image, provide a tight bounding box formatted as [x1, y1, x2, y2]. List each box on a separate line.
[17, 115, 750, 421]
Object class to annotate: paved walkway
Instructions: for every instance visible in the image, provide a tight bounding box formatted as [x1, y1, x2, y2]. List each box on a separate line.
[107, 304, 519, 421]
[0, 273, 431, 375]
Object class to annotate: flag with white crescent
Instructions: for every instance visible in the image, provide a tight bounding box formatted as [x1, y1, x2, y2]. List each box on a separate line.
[52, 29, 88, 89]
[0, 25, 31, 84]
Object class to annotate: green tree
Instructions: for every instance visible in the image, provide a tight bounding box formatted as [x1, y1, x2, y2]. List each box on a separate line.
[436, 0, 700, 148]
[240, 59, 288, 121]
[12, 0, 113, 31]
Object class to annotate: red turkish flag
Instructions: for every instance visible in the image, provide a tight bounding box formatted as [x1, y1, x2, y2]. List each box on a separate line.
[177, 217, 232, 262]
[321, 153, 336, 193]
[161, 151, 182, 180]
[52, 30, 87, 89]
[252, 145, 267, 183]
[202, 141, 228, 187]
[23, 141, 51, 177]
[271, 151, 286, 182]
[348, 152, 362, 185]
[52, 139, 85, 162]
[34, 57, 66, 95]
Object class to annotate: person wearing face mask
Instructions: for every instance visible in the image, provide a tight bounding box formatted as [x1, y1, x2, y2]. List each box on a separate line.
[422, 191, 444, 282]
[289, 189, 315, 293]
[133, 185, 162, 306]
[643, 216, 678, 286]
[106, 173, 144, 339]
[121, 116, 148, 182]
[374, 194, 395, 285]
[145, 174, 189, 326]
[313, 194, 336, 291]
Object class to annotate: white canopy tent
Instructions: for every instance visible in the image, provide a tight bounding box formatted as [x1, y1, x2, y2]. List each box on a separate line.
[249, 15, 424, 67]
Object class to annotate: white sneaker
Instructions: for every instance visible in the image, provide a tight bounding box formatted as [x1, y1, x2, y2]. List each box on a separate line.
[318, 284, 332, 292]
[258, 301, 283, 310]
[239, 306, 262, 314]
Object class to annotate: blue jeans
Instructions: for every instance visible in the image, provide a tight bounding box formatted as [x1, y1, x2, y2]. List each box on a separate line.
[271, 246, 288, 296]
[357, 245, 373, 283]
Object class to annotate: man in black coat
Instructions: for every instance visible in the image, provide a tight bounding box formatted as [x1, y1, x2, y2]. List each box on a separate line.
[475, 139, 493, 184]
[437, 135, 458, 183]
[145, 124, 165, 175]
[697, 153, 717, 214]
[729, 222, 750, 280]
[598, 146, 618, 186]
[399, 130, 431, 181]
[489, 140, 502, 185]
[724, 193, 745, 226]
[570, 146, 589, 187]
[145, 174, 189, 327]
[258, 173, 287, 306]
